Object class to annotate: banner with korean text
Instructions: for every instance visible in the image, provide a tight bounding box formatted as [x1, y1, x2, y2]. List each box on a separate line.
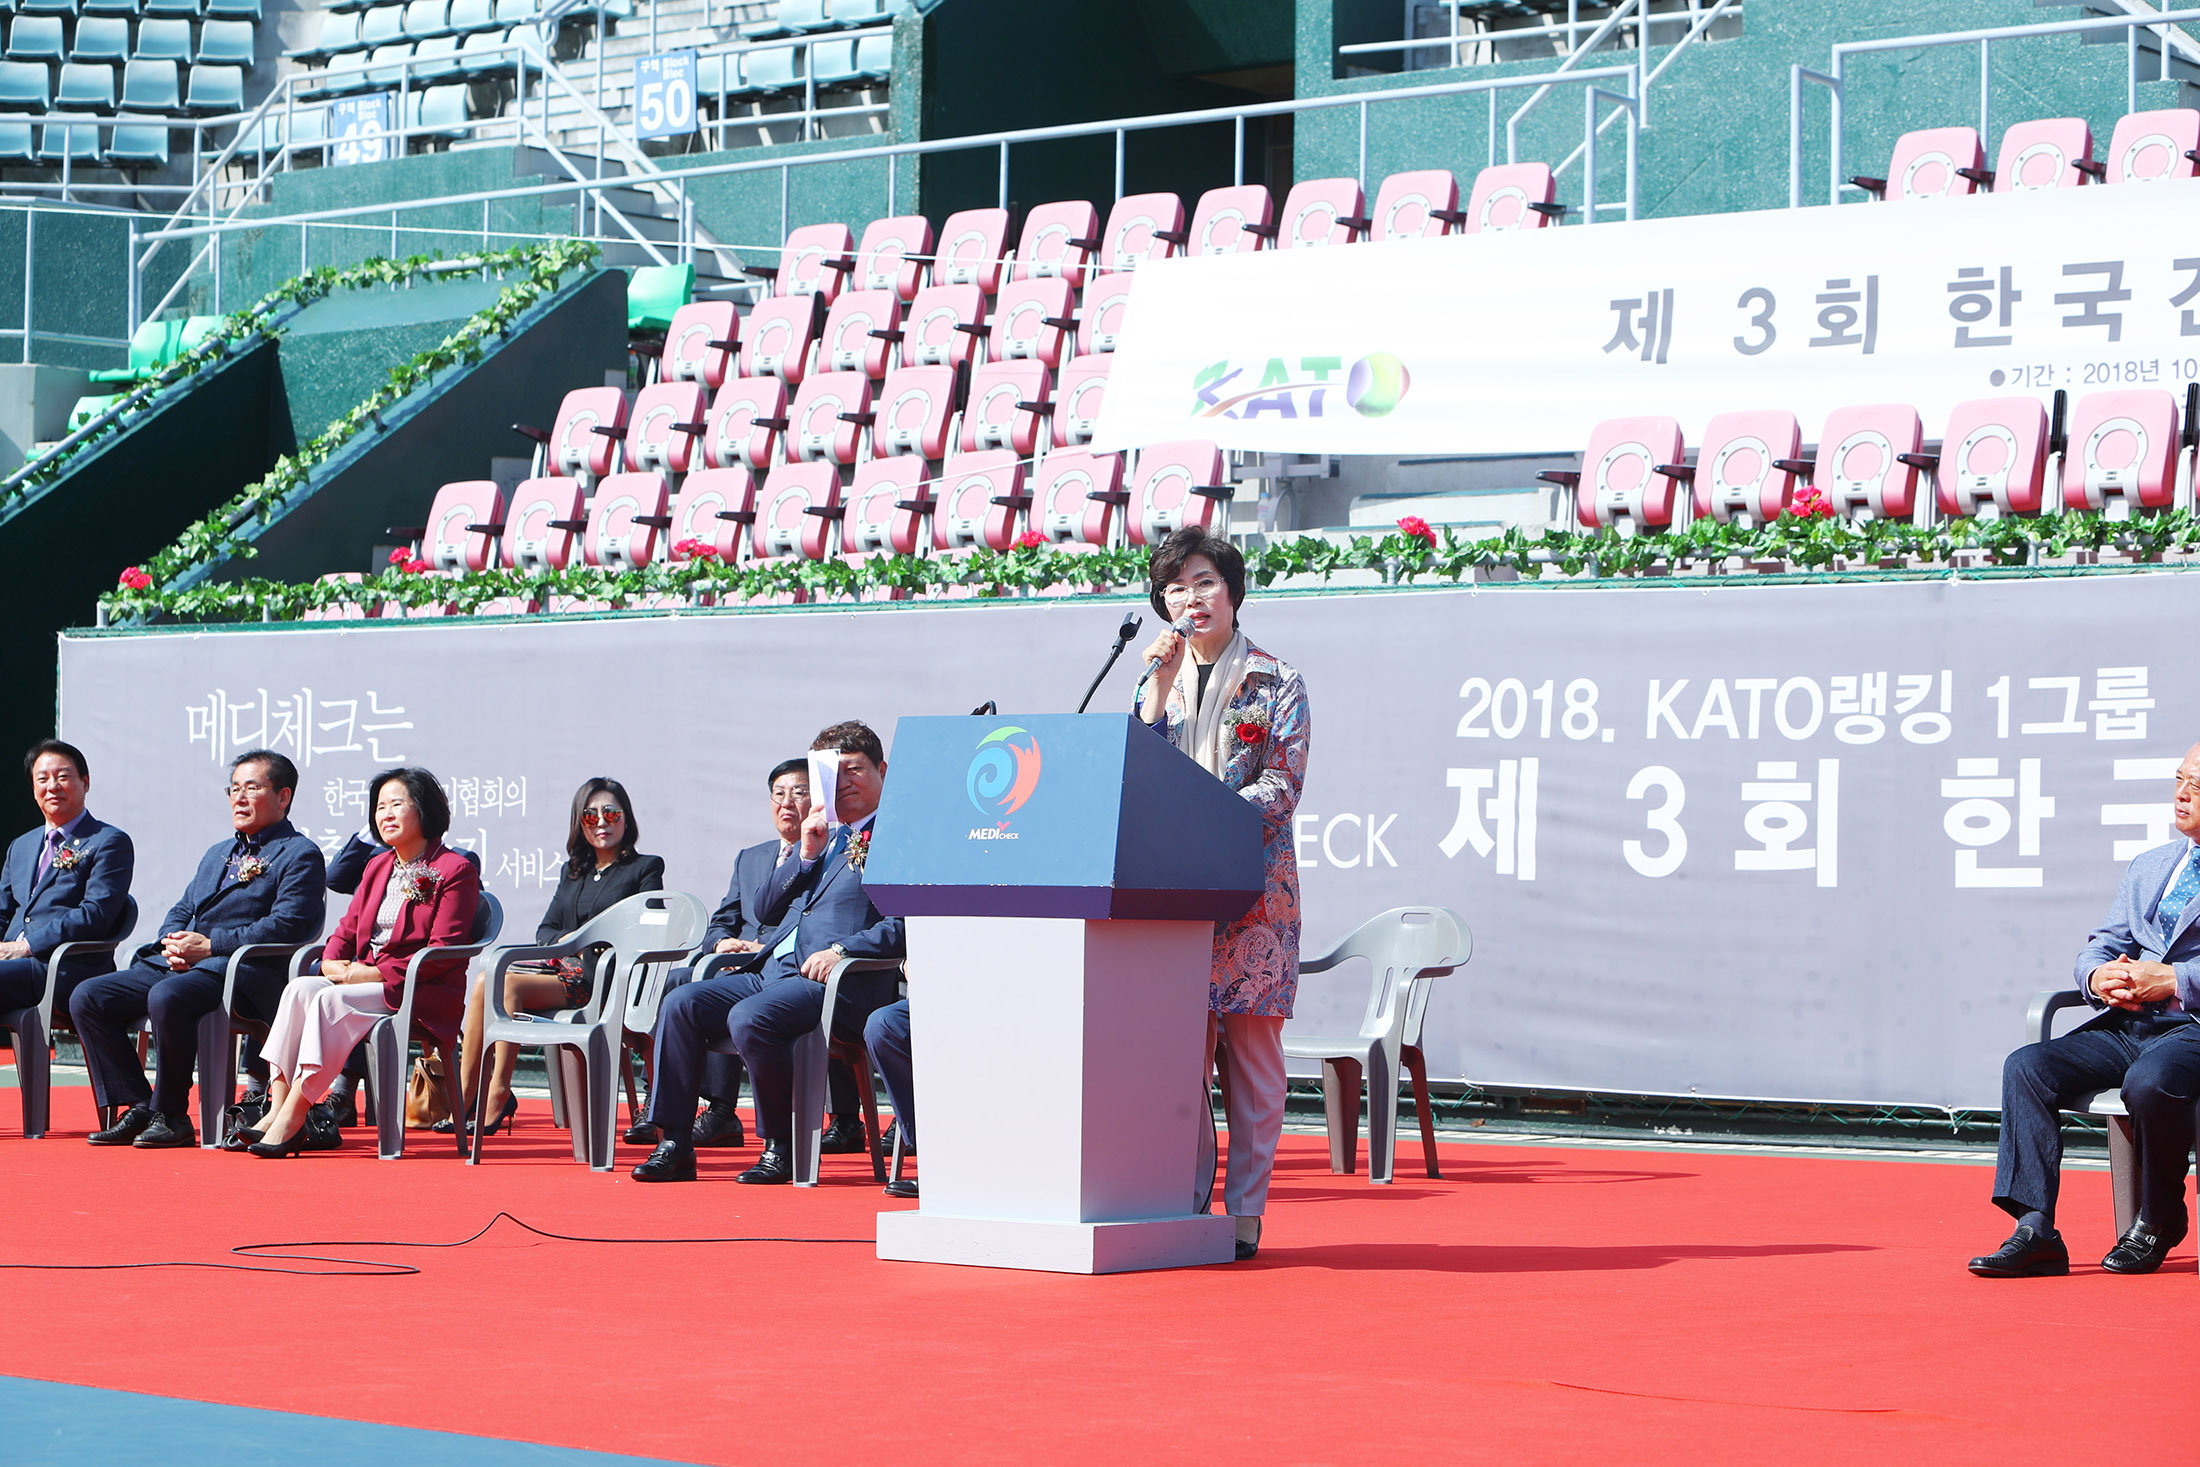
[1093, 180, 2200, 457]
[58, 571, 2195, 1109]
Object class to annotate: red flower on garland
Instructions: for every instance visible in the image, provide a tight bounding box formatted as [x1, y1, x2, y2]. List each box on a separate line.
[387, 547, 412, 566]
[674, 537, 719, 560]
[1396, 515, 1437, 547]
[117, 566, 152, 591]
[1017, 529, 1046, 549]
[402, 557, 431, 575]
[1790, 487, 1835, 519]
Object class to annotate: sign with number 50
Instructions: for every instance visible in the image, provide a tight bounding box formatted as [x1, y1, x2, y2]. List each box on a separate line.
[634, 51, 698, 141]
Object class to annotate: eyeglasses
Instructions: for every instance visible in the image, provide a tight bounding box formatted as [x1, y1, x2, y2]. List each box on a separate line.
[769, 787, 811, 805]
[580, 806, 625, 826]
[1161, 576, 1225, 605]
[225, 781, 271, 798]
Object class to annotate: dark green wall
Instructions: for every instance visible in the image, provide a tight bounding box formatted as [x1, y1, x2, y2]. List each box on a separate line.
[0, 206, 138, 372]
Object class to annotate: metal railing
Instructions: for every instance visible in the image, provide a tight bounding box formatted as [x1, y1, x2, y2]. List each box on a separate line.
[129, 62, 1643, 325]
[1788, 4, 2200, 207]
[1339, 0, 1741, 73]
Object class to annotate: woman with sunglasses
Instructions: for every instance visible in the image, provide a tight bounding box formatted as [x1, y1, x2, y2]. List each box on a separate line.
[450, 776, 663, 1133]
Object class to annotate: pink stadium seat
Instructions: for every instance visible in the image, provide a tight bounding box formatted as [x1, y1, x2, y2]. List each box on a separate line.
[1934, 397, 2049, 519]
[1464, 163, 1560, 233]
[1054, 355, 1111, 447]
[520, 387, 626, 490]
[1852, 127, 1988, 200]
[740, 295, 820, 386]
[667, 468, 755, 562]
[1537, 418, 1685, 533]
[1127, 440, 1228, 545]
[703, 376, 789, 473]
[1029, 448, 1124, 547]
[1993, 117, 2099, 191]
[988, 276, 1077, 369]
[663, 303, 739, 390]
[585, 473, 672, 570]
[1370, 169, 1463, 240]
[625, 381, 710, 477]
[474, 596, 539, 617]
[1807, 404, 1923, 519]
[1186, 185, 1276, 255]
[902, 283, 988, 371]
[960, 359, 1050, 456]
[1078, 272, 1134, 355]
[819, 289, 903, 379]
[871, 365, 957, 461]
[1279, 178, 1369, 249]
[502, 477, 587, 572]
[933, 450, 1024, 552]
[2062, 389, 2180, 515]
[422, 480, 504, 573]
[855, 214, 934, 300]
[935, 207, 1011, 294]
[753, 460, 841, 560]
[773, 223, 855, 303]
[302, 572, 379, 622]
[2106, 108, 2200, 183]
[1098, 192, 1186, 273]
[846, 455, 931, 557]
[787, 370, 874, 465]
[1012, 200, 1100, 288]
[1689, 410, 1801, 527]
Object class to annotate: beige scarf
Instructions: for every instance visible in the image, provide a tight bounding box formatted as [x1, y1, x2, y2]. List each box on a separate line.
[1169, 628, 1252, 778]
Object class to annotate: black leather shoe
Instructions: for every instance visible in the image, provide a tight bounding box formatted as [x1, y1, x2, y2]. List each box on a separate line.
[630, 1140, 697, 1182]
[2102, 1220, 2184, 1275]
[881, 1120, 914, 1157]
[88, 1104, 156, 1146]
[326, 1090, 359, 1128]
[818, 1117, 867, 1154]
[132, 1112, 198, 1149]
[883, 1176, 918, 1199]
[1234, 1239, 1259, 1262]
[736, 1142, 792, 1185]
[1967, 1225, 2070, 1277]
[622, 1119, 661, 1146]
[691, 1102, 746, 1149]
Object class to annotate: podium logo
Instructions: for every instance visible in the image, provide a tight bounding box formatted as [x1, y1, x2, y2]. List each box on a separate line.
[967, 724, 1042, 836]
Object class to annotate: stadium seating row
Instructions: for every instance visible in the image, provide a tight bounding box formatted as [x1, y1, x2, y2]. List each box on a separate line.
[0, 56, 241, 113]
[0, 0, 259, 17]
[1855, 108, 2197, 199]
[1545, 387, 2198, 534]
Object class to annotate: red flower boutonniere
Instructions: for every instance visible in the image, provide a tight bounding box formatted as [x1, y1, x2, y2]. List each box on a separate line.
[49, 843, 81, 872]
[234, 854, 268, 885]
[397, 864, 441, 904]
[1233, 707, 1271, 745]
[848, 829, 873, 872]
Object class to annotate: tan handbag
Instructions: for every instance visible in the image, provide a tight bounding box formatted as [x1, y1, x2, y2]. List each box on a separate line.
[405, 1046, 451, 1128]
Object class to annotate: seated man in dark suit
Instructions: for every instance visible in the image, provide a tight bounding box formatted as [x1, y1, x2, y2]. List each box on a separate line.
[633, 722, 904, 1183]
[1970, 739, 2200, 1278]
[865, 997, 915, 1199]
[0, 739, 135, 1017]
[71, 749, 327, 1149]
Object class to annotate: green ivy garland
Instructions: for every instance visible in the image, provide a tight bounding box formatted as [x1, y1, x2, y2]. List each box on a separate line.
[92, 505, 2200, 627]
[97, 237, 601, 622]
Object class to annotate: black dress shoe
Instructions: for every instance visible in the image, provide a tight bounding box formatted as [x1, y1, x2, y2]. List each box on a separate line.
[736, 1142, 792, 1185]
[880, 1120, 914, 1157]
[691, 1102, 746, 1149]
[326, 1090, 359, 1128]
[1234, 1239, 1259, 1262]
[631, 1140, 697, 1182]
[132, 1112, 198, 1149]
[2102, 1220, 2184, 1275]
[622, 1119, 661, 1146]
[883, 1176, 918, 1200]
[817, 1117, 867, 1154]
[1967, 1224, 2070, 1277]
[89, 1104, 156, 1146]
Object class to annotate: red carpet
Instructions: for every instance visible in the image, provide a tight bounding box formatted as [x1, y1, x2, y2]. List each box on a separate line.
[0, 1086, 2190, 1465]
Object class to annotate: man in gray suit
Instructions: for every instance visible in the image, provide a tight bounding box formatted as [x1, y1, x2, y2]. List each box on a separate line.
[1970, 740, 2200, 1278]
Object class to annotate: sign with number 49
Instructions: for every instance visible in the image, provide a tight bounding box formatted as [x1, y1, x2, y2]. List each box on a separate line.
[634, 51, 698, 141]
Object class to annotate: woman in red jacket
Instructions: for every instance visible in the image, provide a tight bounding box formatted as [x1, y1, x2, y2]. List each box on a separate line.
[240, 766, 481, 1157]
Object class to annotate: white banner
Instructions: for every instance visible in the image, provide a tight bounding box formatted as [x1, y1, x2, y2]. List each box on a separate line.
[1093, 180, 2200, 457]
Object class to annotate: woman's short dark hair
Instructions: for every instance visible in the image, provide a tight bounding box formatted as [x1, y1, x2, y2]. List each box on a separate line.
[566, 776, 639, 876]
[368, 767, 452, 846]
[767, 757, 808, 789]
[811, 721, 885, 767]
[1148, 527, 1246, 622]
[25, 738, 87, 781]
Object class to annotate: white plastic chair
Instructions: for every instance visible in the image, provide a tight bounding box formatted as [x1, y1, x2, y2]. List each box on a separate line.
[1279, 907, 1472, 1184]
[0, 895, 135, 1138]
[469, 890, 706, 1171]
[196, 926, 332, 1149]
[363, 889, 503, 1159]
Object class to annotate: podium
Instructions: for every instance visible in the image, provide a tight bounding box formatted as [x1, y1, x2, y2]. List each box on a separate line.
[862, 713, 1263, 1274]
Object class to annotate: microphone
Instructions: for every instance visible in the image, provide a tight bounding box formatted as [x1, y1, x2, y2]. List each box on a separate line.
[1139, 614, 1196, 683]
[1075, 612, 1145, 715]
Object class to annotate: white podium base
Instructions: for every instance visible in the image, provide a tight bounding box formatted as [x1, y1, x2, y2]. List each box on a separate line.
[878, 1209, 1234, 1275]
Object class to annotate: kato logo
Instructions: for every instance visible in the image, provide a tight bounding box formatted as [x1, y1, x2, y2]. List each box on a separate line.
[1192, 352, 1411, 421]
[966, 724, 1041, 837]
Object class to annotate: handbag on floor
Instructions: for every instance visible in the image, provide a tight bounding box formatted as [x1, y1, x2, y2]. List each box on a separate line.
[406, 1046, 451, 1128]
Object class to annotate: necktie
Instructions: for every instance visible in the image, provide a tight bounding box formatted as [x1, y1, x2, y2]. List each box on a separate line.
[2159, 852, 2200, 935]
[32, 828, 60, 886]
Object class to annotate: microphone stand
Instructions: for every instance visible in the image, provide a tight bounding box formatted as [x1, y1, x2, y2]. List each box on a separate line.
[1076, 613, 1144, 714]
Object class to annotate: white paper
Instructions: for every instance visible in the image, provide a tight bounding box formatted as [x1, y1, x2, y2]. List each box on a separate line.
[806, 749, 840, 828]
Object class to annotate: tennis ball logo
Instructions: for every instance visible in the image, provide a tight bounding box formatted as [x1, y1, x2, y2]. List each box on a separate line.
[1346, 353, 1411, 417]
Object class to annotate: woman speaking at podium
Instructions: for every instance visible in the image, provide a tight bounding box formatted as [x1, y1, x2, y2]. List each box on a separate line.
[1136, 526, 1311, 1261]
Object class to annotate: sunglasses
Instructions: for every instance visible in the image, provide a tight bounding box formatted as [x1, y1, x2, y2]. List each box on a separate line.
[580, 806, 625, 826]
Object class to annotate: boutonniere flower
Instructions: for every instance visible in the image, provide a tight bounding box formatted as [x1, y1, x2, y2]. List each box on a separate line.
[397, 864, 441, 904]
[234, 853, 268, 884]
[848, 829, 872, 871]
[1233, 706, 1271, 745]
[49, 843, 81, 872]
